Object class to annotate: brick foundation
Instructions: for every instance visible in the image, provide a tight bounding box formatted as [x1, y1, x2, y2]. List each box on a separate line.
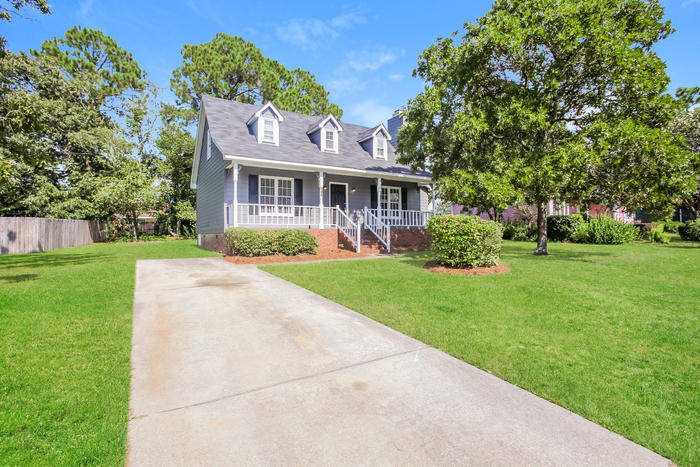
[199, 227, 430, 255]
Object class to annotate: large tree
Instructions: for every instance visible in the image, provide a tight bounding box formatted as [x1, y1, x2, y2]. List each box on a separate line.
[33, 26, 145, 112]
[166, 33, 342, 125]
[672, 93, 700, 219]
[397, 0, 696, 255]
[439, 171, 520, 223]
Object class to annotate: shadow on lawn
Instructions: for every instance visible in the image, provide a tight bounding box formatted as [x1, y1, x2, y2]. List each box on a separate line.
[0, 273, 39, 283]
[0, 252, 110, 270]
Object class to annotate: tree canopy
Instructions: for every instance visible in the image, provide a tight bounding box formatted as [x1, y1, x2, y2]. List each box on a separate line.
[397, 0, 698, 254]
[166, 33, 342, 124]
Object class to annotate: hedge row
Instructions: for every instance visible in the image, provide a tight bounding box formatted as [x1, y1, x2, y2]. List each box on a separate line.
[225, 228, 318, 257]
[679, 219, 700, 241]
[427, 215, 502, 268]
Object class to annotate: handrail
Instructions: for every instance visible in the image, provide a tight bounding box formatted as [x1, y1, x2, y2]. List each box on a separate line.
[364, 206, 390, 253]
[366, 208, 433, 227]
[335, 206, 361, 253]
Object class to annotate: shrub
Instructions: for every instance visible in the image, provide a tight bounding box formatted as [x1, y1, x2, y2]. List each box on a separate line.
[633, 222, 660, 238]
[274, 229, 318, 255]
[573, 215, 639, 245]
[679, 219, 700, 241]
[662, 221, 684, 234]
[547, 214, 584, 242]
[649, 225, 671, 244]
[502, 221, 536, 241]
[225, 228, 318, 256]
[428, 215, 502, 268]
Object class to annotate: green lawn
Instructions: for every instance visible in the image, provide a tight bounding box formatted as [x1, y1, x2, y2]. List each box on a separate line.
[262, 239, 700, 467]
[0, 240, 220, 466]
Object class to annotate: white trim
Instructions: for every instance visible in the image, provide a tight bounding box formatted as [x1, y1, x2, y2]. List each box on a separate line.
[357, 124, 392, 143]
[246, 101, 284, 125]
[374, 136, 387, 160]
[380, 186, 402, 218]
[222, 154, 432, 182]
[306, 113, 343, 134]
[328, 182, 349, 213]
[190, 106, 207, 189]
[258, 175, 294, 216]
[207, 132, 211, 160]
[323, 128, 338, 154]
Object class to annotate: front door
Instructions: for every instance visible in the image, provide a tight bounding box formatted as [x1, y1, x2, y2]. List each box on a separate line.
[330, 184, 347, 212]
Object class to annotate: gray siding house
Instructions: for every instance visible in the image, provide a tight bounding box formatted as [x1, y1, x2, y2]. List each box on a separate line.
[191, 95, 434, 253]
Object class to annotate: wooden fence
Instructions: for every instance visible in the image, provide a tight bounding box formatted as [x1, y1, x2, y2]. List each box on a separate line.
[0, 217, 108, 255]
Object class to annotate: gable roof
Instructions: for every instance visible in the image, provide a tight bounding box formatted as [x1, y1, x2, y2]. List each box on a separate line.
[245, 101, 284, 125]
[306, 113, 343, 134]
[198, 95, 431, 180]
[357, 124, 391, 143]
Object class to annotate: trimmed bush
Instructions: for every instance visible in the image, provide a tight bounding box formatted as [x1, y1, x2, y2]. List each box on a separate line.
[573, 215, 639, 245]
[662, 221, 684, 234]
[502, 221, 535, 241]
[427, 215, 502, 268]
[225, 228, 318, 257]
[275, 229, 319, 255]
[547, 214, 584, 242]
[678, 219, 700, 241]
[649, 225, 671, 244]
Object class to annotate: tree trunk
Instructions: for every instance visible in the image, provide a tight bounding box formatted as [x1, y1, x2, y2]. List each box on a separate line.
[534, 202, 548, 255]
[132, 211, 139, 241]
[176, 218, 181, 237]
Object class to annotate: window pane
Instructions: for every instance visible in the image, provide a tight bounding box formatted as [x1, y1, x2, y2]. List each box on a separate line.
[264, 119, 274, 141]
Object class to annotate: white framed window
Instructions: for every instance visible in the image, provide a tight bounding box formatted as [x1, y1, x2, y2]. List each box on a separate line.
[376, 137, 386, 159]
[263, 119, 275, 142]
[325, 130, 334, 150]
[380, 186, 401, 218]
[259, 176, 293, 216]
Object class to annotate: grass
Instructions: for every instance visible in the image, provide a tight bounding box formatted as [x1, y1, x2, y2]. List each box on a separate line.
[0, 240, 220, 466]
[261, 238, 700, 467]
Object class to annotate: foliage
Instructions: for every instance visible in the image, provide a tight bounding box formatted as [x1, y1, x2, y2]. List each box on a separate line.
[34, 26, 144, 111]
[167, 33, 342, 125]
[547, 214, 584, 242]
[0, 0, 50, 50]
[0, 241, 220, 466]
[676, 86, 700, 109]
[648, 225, 670, 244]
[502, 221, 535, 242]
[427, 215, 502, 268]
[439, 170, 520, 222]
[112, 234, 184, 243]
[573, 216, 639, 245]
[672, 107, 700, 219]
[262, 242, 700, 467]
[95, 158, 166, 241]
[662, 221, 684, 234]
[397, 0, 695, 256]
[678, 219, 700, 241]
[225, 228, 318, 257]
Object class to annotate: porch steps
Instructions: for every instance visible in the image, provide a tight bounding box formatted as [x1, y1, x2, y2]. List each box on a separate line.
[359, 229, 389, 254]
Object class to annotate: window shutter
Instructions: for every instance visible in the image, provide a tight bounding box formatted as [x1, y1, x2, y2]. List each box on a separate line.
[294, 179, 303, 206]
[401, 187, 408, 210]
[370, 185, 377, 209]
[248, 175, 258, 203]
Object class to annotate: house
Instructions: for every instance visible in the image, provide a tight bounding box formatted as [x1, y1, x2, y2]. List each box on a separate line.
[190, 96, 435, 254]
[452, 202, 635, 223]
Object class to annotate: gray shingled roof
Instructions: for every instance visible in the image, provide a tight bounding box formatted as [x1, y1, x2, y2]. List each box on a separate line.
[202, 95, 431, 178]
[356, 125, 384, 142]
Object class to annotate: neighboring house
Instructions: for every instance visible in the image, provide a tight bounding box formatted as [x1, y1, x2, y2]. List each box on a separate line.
[190, 96, 435, 253]
[452, 202, 635, 223]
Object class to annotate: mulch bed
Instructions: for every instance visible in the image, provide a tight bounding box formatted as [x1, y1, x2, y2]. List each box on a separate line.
[224, 249, 371, 265]
[423, 260, 509, 276]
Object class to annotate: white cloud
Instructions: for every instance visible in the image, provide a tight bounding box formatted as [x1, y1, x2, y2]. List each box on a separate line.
[682, 0, 699, 5]
[79, 0, 94, 17]
[346, 49, 397, 71]
[276, 13, 365, 49]
[389, 73, 405, 82]
[326, 75, 366, 93]
[348, 100, 395, 127]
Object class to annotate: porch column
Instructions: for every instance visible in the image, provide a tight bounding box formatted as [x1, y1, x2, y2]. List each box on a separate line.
[375, 177, 382, 222]
[431, 183, 436, 216]
[316, 171, 326, 228]
[232, 164, 242, 227]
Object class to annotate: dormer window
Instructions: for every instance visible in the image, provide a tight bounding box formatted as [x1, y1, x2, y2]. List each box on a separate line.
[376, 137, 385, 158]
[263, 119, 275, 142]
[307, 113, 343, 154]
[325, 131, 334, 150]
[247, 101, 284, 146]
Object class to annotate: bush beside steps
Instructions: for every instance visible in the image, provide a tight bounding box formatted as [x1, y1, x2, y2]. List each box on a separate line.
[225, 228, 318, 257]
[427, 215, 502, 268]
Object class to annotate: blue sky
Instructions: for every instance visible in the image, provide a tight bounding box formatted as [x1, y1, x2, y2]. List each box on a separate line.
[4, 0, 700, 127]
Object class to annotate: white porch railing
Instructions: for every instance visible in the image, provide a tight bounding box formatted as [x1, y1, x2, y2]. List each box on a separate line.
[367, 209, 434, 227]
[231, 203, 336, 227]
[335, 206, 361, 253]
[364, 206, 390, 253]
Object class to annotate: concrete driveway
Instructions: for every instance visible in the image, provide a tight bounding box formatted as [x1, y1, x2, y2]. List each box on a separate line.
[127, 257, 669, 467]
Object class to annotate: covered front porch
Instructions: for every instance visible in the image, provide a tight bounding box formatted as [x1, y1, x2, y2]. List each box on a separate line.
[224, 164, 435, 252]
